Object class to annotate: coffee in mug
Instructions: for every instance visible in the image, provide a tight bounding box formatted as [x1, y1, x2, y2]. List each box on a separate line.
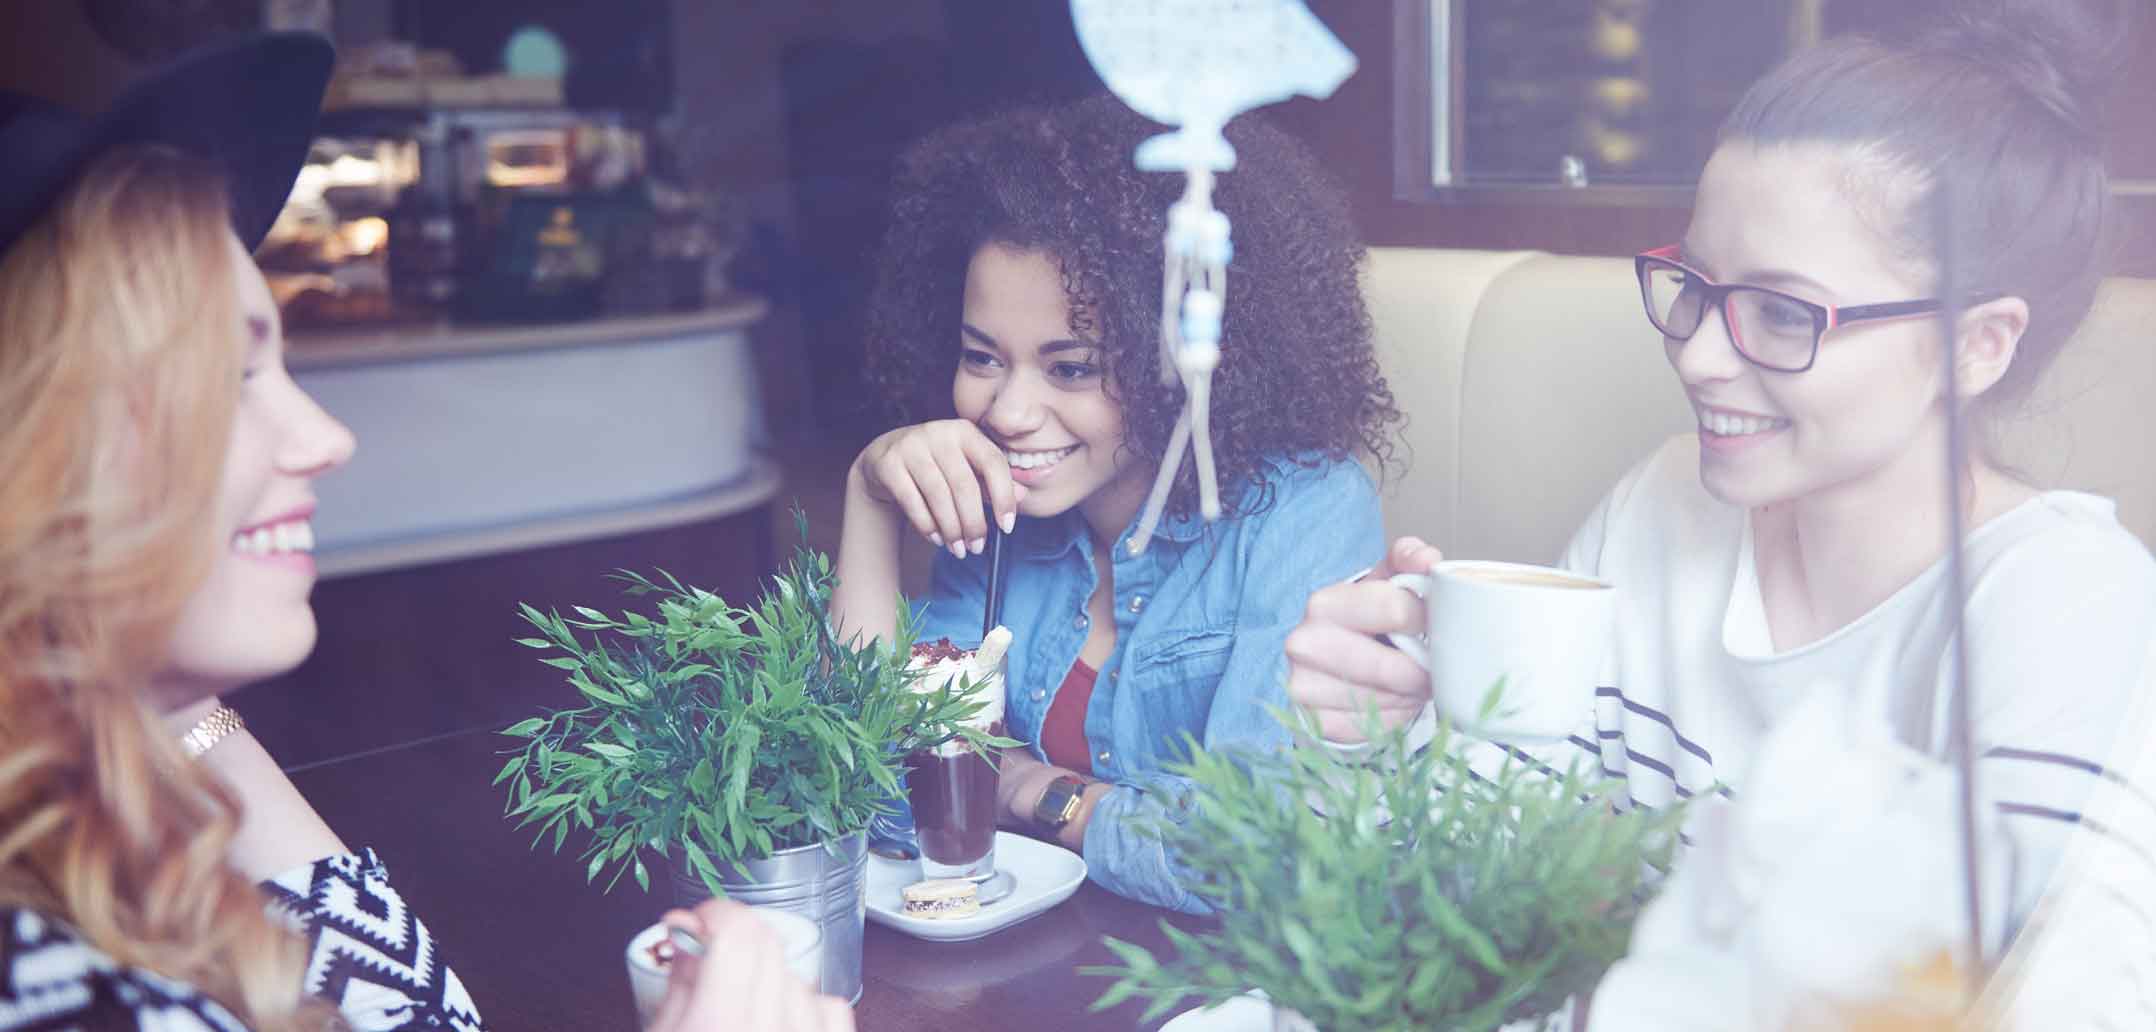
[1384, 560, 1615, 744]
[1447, 567, 1606, 590]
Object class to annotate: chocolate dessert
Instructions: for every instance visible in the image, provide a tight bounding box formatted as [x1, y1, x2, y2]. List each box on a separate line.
[905, 628, 1011, 878]
[906, 720, 1003, 867]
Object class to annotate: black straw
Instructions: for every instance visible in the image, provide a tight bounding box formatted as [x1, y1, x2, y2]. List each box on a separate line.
[982, 524, 1008, 639]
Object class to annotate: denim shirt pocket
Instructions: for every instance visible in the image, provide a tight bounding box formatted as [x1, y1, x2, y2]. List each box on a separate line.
[1138, 627, 1239, 671]
[1126, 626, 1239, 739]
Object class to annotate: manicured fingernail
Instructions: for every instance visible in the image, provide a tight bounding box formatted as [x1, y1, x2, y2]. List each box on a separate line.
[950, 541, 967, 559]
[999, 511, 1016, 534]
[929, 532, 944, 548]
[969, 538, 985, 556]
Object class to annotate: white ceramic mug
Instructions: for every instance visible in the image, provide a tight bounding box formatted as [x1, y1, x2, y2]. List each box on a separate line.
[625, 907, 824, 1028]
[1384, 560, 1615, 744]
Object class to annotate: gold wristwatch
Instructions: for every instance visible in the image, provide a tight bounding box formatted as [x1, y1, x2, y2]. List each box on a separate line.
[1032, 774, 1087, 833]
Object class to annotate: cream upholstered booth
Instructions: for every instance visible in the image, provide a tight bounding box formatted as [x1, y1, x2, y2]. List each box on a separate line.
[1364, 247, 2156, 561]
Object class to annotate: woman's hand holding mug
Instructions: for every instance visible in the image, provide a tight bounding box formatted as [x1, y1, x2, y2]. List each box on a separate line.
[649, 899, 853, 1032]
[1285, 537, 1447, 744]
[1287, 537, 1615, 746]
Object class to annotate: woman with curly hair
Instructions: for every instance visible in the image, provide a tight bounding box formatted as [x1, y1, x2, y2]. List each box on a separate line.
[829, 95, 1399, 912]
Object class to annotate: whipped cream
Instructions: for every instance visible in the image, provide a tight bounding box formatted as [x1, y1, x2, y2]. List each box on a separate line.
[909, 626, 1011, 752]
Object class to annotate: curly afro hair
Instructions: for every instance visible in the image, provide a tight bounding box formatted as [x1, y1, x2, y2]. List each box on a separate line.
[864, 94, 1399, 520]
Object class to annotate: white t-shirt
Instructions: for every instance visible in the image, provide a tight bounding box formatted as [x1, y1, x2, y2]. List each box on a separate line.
[1563, 435, 2156, 1027]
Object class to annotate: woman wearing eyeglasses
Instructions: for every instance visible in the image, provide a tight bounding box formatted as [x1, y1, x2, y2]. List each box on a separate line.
[1285, 0, 2154, 1024]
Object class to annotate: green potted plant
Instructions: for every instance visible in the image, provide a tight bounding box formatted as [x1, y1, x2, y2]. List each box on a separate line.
[1090, 708, 1686, 1031]
[494, 527, 1007, 1002]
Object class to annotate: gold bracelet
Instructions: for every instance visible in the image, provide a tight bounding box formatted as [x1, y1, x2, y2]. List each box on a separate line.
[180, 703, 245, 758]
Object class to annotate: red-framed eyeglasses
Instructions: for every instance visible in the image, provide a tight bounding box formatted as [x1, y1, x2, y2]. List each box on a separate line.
[1634, 244, 1949, 373]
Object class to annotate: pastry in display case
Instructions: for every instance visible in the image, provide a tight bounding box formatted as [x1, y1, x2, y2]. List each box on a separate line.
[263, 106, 653, 330]
[258, 134, 415, 327]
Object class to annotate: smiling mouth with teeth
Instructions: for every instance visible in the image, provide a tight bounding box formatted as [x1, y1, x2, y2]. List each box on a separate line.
[1005, 446, 1078, 471]
[230, 519, 316, 558]
[1697, 409, 1791, 437]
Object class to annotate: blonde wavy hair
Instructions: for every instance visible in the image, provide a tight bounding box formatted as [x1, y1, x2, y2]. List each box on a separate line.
[0, 147, 339, 1030]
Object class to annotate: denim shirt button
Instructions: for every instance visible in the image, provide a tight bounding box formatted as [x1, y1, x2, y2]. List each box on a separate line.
[1031, 689, 1045, 701]
[1128, 594, 1147, 614]
[1073, 614, 1088, 630]
[1097, 750, 1112, 765]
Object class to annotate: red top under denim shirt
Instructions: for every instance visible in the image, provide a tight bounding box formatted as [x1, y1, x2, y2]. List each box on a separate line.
[1040, 659, 1097, 776]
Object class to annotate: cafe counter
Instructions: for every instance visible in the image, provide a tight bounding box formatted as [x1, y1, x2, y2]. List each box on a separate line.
[286, 296, 777, 579]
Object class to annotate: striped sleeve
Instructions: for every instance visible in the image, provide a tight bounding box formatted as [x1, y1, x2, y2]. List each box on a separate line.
[1957, 523, 2156, 1031]
[1978, 636, 2156, 1029]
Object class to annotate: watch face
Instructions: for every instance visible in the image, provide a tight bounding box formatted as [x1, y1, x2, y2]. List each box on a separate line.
[1036, 777, 1082, 827]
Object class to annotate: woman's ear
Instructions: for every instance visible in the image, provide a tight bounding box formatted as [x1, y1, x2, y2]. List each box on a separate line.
[1953, 295, 2028, 399]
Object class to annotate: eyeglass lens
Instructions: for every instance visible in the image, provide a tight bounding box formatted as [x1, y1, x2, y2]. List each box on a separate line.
[1642, 260, 1817, 371]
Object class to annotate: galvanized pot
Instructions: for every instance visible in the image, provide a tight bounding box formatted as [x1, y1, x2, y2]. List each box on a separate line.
[672, 831, 869, 1003]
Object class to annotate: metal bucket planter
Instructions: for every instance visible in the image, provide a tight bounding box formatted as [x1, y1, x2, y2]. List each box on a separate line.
[672, 830, 869, 1003]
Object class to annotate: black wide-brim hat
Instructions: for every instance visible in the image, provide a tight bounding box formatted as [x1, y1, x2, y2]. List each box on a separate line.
[0, 31, 333, 257]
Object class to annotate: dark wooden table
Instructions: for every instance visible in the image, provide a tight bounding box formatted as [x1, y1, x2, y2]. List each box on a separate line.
[286, 726, 1206, 1030]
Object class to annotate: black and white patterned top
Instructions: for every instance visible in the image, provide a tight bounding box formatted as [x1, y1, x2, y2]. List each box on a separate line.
[0, 850, 484, 1031]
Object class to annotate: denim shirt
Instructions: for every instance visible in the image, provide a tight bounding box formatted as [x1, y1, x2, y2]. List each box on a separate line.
[894, 453, 1384, 913]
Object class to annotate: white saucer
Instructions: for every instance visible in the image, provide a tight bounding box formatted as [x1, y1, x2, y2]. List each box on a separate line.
[1160, 992, 1275, 1031]
[864, 831, 1086, 942]
[1162, 992, 1575, 1031]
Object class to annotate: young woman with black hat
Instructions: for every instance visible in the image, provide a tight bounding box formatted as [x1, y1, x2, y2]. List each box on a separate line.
[0, 31, 848, 1031]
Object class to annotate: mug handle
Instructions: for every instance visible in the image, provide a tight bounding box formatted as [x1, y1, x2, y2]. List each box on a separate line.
[1382, 573, 1433, 669]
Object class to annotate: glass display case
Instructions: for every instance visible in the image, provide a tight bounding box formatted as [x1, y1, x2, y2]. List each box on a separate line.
[1399, 0, 2156, 208]
[1401, 0, 1814, 204]
[260, 107, 655, 327]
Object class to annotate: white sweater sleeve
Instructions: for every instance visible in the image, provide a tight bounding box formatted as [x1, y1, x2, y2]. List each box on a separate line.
[1959, 533, 2156, 1028]
[1976, 641, 2156, 1028]
[1984, 677, 2156, 1028]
